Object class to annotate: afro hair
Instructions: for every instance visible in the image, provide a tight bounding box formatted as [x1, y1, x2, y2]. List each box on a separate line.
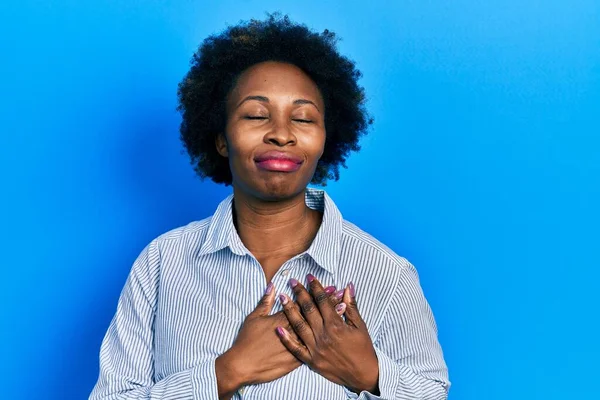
[177, 13, 373, 186]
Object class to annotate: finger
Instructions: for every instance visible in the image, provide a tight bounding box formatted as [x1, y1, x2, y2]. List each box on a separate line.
[276, 326, 311, 364]
[329, 289, 344, 307]
[335, 302, 346, 316]
[272, 307, 306, 332]
[278, 291, 343, 326]
[306, 274, 338, 322]
[343, 282, 365, 328]
[277, 289, 343, 342]
[290, 278, 323, 331]
[280, 293, 316, 348]
[251, 282, 276, 318]
[324, 285, 336, 296]
[277, 284, 340, 318]
[272, 311, 304, 342]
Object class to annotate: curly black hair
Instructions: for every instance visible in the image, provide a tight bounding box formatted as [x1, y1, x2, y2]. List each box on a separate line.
[177, 13, 373, 186]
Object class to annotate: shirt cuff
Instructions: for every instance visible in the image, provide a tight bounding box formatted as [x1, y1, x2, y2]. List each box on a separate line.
[343, 346, 401, 399]
[190, 358, 220, 399]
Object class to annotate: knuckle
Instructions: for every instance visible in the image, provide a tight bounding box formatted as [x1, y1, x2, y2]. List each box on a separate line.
[291, 345, 304, 359]
[320, 333, 334, 346]
[314, 292, 329, 304]
[292, 319, 307, 333]
[257, 297, 269, 308]
[292, 284, 304, 295]
[301, 301, 316, 314]
[329, 321, 342, 333]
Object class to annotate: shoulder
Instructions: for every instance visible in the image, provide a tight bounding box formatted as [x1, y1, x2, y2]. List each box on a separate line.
[338, 218, 422, 290]
[154, 216, 212, 245]
[340, 219, 413, 272]
[133, 216, 213, 266]
[122, 217, 214, 301]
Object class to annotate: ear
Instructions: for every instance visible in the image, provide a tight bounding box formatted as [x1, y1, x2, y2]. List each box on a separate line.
[215, 133, 229, 157]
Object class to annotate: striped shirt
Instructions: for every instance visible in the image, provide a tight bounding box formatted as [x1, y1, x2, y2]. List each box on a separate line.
[89, 188, 450, 399]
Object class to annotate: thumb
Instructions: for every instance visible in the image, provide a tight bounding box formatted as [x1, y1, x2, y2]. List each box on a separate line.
[343, 282, 363, 328]
[252, 282, 276, 317]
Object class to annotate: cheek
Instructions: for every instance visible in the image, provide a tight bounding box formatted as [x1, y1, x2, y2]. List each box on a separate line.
[224, 126, 256, 158]
[302, 130, 326, 160]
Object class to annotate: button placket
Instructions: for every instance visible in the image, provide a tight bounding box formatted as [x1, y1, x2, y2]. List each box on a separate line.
[270, 259, 298, 314]
[280, 258, 298, 280]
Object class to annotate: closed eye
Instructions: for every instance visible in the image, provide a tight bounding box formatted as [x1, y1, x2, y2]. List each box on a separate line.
[293, 119, 313, 124]
[244, 116, 268, 120]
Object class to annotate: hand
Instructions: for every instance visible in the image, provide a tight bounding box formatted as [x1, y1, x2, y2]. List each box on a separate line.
[215, 282, 345, 399]
[277, 276, 380, 395]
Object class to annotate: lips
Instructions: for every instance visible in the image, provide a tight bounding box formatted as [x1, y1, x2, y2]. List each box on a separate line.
[254, 151, 303, 172]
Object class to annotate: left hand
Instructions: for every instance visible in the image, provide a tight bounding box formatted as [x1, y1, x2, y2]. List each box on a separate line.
[277, 275, 380, 394]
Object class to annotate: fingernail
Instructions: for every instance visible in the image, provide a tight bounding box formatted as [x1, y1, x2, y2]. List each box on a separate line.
[335, 303, 346, 314]
[279, 294, 289, 305]
[335, 289, 344, 300]
[324, 286, 336, 295]
[289, 278, 299, 288]
[265, 282, 273, 295]
[276, 326, 286, 337]
[306, 274, 316, 284]
[348, 282, 356, 297]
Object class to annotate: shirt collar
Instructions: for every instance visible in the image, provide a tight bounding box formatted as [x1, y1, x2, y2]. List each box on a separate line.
[197, 187, 343, 275]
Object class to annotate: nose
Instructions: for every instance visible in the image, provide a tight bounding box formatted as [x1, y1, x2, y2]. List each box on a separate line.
[264, 118, 296, 147]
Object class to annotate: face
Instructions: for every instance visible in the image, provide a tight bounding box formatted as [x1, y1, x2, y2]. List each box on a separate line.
[217, 61, 326, 201]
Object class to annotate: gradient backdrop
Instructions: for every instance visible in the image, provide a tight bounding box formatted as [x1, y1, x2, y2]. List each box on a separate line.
[1, 1, 599, 399]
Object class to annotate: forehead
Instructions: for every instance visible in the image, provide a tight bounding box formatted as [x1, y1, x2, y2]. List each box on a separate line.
[228, 61, 323, 105]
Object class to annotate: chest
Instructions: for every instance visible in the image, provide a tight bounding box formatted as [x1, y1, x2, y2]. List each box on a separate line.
[152, 253, 341, 373]
[151, 254, 350, 398]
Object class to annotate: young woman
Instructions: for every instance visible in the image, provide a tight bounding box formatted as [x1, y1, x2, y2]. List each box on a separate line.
[90, 14, 450, 400]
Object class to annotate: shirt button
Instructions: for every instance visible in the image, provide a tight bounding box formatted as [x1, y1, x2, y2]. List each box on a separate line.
[239, 387, 245, 394]
[282, 269, 290, 277]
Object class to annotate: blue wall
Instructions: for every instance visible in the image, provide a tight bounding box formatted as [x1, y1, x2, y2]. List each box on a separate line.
[1, 1, 598, 399]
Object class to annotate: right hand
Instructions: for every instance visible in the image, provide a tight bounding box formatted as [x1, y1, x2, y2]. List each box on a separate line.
[215, 283, 345, 398]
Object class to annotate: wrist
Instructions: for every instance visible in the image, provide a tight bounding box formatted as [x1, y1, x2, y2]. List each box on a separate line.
[363, 359, 380, 394]
[215, 348, 247, 396]
[348, 379, 379, 396]
[348, 357, 380, 394]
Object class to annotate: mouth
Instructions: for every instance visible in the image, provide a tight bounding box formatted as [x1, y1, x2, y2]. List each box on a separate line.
[254, 151, 303, 172]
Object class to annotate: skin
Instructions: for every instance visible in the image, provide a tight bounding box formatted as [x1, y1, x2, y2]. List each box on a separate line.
[279, 276, 379, 394]
[212, 61, 379, 399]
[216, 61, 326, 282]
[216, 284, 345, 399]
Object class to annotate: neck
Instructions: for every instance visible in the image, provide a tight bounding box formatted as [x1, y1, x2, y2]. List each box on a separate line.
[231, 187, 322, 260]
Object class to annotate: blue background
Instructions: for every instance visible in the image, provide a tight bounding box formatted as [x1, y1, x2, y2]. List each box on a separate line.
[1, 1, 598, 399]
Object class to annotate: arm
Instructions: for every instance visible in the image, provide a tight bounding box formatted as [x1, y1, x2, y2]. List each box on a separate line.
[350, 261, 450, 400]
[88, 240, 228, 400]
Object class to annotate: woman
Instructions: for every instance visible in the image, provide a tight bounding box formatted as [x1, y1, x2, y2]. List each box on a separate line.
[90, 14, 450, 400]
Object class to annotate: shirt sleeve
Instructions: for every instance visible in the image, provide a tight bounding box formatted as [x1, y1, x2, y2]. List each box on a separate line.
[344, 260, 450, 400]
[88, 239, 220, 400]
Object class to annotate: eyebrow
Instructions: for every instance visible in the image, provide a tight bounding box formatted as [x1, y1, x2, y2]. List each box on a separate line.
[235, 95, 320, 112]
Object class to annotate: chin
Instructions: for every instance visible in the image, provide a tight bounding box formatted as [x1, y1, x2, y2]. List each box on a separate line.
[255, 175, 309, 201]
